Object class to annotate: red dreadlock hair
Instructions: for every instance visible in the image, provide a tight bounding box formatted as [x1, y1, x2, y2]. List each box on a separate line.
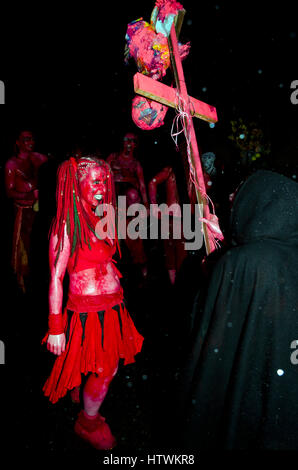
[50, 155, 120, 266]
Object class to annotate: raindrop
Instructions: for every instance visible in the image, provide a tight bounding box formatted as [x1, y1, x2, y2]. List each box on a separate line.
[142, 374, 148, 381]
[202, 87, 207, 92]
[239, 133, 245, 139]
[277, 369, 284, 376]
[209, 123, 215, 128]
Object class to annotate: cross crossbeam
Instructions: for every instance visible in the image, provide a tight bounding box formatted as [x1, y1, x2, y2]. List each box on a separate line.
[134, 72, 218, 124]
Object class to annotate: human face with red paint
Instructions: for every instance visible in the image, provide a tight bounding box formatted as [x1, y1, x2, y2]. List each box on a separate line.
[79, 165, 108, 209]
[123, 132, 138, 156]
[16, 131, 35, 154]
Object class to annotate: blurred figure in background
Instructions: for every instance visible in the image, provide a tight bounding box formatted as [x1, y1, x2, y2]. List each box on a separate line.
[5, 130, 47, 292]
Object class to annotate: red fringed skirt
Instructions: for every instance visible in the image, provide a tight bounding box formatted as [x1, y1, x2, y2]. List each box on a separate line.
[42, 289, 144, 404]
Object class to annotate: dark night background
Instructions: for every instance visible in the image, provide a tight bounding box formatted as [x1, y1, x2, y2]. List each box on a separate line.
[0, 0, 297, 466]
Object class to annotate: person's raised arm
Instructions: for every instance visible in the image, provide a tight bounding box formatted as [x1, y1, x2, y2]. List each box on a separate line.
[148, 166, 172, 205]
[46, 228, 71, 355]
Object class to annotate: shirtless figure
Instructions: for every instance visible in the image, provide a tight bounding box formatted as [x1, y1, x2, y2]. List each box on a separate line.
[107, 133, 148, 278]
[5, 130, 47, 292]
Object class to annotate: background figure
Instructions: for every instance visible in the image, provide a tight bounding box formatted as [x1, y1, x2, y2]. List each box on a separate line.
[148, 166, 186, 285]
[201, 151, 217, 192]
[201, 150, 232, 235]
[178, 170, 298, 450]
[107, 132, 148, 280]
[4, 130, 47, 293]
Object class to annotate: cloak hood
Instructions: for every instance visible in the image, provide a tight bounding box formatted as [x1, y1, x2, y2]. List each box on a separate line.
[230, 170, 298, 245]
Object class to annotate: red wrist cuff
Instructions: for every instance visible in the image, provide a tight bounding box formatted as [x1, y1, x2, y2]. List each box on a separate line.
[48, 313, 64, 335]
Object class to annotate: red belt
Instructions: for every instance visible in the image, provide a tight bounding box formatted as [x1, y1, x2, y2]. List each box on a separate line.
[66, 288, 123, 313]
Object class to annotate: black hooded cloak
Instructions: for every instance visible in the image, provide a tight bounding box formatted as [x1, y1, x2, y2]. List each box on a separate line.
[180, 170, 298, 450]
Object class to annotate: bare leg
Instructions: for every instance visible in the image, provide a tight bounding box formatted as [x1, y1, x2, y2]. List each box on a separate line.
[83, 365, 118, 416]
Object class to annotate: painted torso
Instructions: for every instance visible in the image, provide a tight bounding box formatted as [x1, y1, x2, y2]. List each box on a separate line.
[68, 235, 120, 296]
[108, 152, 139, 188]
[5, 152, 47, 205]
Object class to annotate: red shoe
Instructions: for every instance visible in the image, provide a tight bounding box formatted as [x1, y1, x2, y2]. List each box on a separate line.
[74, 410, 117, 450]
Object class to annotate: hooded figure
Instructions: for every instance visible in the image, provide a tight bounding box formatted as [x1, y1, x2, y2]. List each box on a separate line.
[179, 170, 298, 450]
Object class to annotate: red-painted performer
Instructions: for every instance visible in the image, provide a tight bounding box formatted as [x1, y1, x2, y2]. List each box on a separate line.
[107, 133, 149, 278]
[148, 166, 186, 285]
[5, 130, 48, 292]
[42, 155, 144, 450]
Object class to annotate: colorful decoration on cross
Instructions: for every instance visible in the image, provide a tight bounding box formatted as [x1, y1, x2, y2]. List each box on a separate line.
[131, 95, 168, 130]
[125, 0, 223, 255]
[125, 17, 190, 81]
[125, 0, 190, 131]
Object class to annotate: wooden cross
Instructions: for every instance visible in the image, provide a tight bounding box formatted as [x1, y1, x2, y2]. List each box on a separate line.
[133, 8, 218, 254]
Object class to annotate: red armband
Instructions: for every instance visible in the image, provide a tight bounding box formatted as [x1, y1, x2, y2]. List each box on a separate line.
[48, 313, 64, 335]
[41, 313, 65, 345]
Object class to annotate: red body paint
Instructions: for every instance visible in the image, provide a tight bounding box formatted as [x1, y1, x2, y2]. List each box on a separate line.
[44, 156, 143, 448]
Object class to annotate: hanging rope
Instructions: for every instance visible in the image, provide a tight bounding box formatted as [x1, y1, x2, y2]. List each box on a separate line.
[171, 90, 217, 209]
[170, 90, 224, 251]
